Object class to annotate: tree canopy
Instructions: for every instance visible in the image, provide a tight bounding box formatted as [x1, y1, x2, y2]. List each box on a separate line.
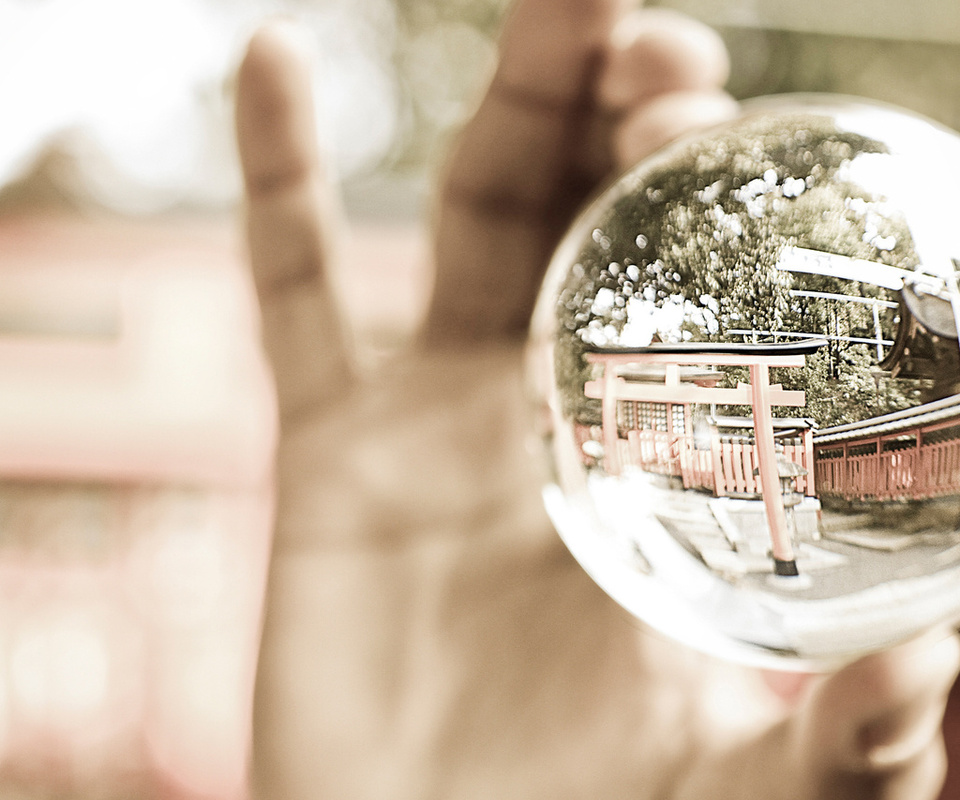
[552, 110, 925, 427]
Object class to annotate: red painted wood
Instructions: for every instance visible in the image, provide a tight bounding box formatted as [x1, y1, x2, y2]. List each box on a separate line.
[711, 435, 725, 497]
[750, 363, 795, 564]
[817, 435, 960, 501]
[731, 442, 746, 494]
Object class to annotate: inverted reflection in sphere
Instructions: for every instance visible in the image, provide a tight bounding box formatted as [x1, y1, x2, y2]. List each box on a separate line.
[528, 95, 960, 668]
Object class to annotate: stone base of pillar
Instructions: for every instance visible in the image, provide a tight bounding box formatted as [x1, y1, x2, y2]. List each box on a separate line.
[774, 558, 800, 577]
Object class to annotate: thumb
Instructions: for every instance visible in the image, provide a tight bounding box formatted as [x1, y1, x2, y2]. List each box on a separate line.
[795, 629, 960, 798]
[671, 630, 960, 800]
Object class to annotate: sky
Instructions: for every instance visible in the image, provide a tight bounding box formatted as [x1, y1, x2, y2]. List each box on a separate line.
[0, 0, 402, 212]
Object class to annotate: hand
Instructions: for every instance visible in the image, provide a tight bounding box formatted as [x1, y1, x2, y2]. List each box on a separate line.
[234, 3, 960, 798]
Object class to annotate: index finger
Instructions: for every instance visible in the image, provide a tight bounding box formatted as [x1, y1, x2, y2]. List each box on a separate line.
[236, 22, 354, 424]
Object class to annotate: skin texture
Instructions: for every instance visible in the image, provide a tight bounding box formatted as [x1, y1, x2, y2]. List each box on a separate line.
[235, 3, 960, 798]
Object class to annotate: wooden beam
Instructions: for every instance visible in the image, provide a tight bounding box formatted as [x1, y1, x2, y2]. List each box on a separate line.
[584, 379, 806, 407]
[586, 351, 808, 368]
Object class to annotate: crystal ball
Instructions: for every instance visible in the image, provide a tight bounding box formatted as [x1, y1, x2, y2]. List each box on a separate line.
[528, 94, 960, 668]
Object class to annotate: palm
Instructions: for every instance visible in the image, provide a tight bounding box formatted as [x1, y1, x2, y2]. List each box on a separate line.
[235, 3, 959, 799]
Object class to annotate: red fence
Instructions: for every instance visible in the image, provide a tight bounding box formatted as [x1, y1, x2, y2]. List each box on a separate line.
[623, 430, 713, 490]
[621, 430, 813, 498]
[815, 436, 960, 501]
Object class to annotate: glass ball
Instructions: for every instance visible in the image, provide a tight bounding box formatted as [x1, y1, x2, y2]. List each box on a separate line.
[528, 94, 960, 669]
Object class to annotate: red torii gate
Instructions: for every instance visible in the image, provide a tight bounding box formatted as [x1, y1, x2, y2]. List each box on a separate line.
[584, 340, 827, 577]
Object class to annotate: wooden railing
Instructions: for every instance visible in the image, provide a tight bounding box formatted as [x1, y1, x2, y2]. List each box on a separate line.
[620, 430, 813, 498]
[815, 438, 960, 501]
[623, 430, 714, 490]
[923, 439, 960, 497]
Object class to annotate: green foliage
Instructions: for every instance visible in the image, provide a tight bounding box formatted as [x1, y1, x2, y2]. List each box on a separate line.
[553, 111, 922, 426]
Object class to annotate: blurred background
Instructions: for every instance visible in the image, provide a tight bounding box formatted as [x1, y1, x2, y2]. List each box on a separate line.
[0, 0, 957, 798]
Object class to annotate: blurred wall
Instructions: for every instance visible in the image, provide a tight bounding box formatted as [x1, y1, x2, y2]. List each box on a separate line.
[650, 1, 960, 138]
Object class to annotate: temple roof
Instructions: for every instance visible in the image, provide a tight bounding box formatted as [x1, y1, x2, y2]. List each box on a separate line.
[815, 393, 960, 443]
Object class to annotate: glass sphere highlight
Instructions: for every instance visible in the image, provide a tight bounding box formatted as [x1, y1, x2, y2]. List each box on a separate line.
[527, 94, 960, 668]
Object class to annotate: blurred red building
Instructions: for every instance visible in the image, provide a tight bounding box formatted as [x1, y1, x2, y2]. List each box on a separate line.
[0, 216, 276, 800]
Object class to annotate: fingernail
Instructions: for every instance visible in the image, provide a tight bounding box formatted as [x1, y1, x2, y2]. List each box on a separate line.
[761, 668, 813, 704]
[253, 17, 319, 64]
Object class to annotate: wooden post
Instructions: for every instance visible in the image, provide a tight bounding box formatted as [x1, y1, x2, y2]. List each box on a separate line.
[803, 428, 815, 496]
[876, 437, 883, 499]
[749, 363, 798, 576]
[711, 433, 725, 497]
[601, 364, 620, 475]
[843, 441, 850, 498]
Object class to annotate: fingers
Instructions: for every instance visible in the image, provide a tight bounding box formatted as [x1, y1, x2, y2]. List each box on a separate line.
[236, 22, 353, 424]
[672, 631, 960, 800]
[425, 0, 620, 342]
[495, 0, 622, 105]
[797, 630, 960, 794]
[425, 2, 734, 343]
[437, 0, 620, 221]
[599, 9, 736, 169]
[611, 89, 739, 167]
[598, 9, 730, 110]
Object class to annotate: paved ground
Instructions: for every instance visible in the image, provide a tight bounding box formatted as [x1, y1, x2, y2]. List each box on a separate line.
[623, 474, 960, 601]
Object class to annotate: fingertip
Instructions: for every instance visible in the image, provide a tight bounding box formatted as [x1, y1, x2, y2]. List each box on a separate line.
[237, 18, 316, 126]
[494, 0, 619, 103]
[241, 18, 317, 79]
[612, 89, 739, 168]
[236, 18, 325, 195]
[599, 9, 730, 111]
